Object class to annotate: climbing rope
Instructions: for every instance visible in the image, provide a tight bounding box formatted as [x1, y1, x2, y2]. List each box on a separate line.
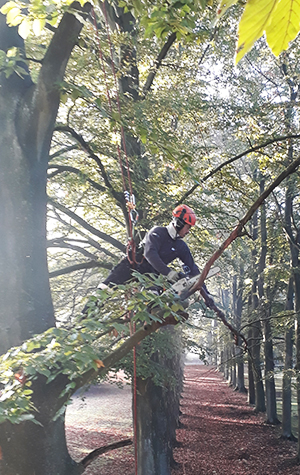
[91, 8, 139, 473]
[91, 6, 139, 265]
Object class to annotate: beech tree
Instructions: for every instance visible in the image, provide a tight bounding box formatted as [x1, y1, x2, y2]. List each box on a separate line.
[0, 0, 215, 473]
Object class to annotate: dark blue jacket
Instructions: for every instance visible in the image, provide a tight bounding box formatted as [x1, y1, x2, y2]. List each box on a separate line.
[143, 226, 199, 276]
[102, 225, 199, 287]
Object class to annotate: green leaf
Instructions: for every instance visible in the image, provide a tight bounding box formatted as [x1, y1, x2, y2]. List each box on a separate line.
[18, 18, 32, 39]
[236, 0, 279, 63]
[265, 0, 300, 56]
[132, 0, 143, 15]
[32, 17, 46, 36]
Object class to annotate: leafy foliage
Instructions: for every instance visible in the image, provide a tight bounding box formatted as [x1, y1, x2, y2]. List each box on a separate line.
[0, 273, 187, 424]
[217, 0, 300, 62]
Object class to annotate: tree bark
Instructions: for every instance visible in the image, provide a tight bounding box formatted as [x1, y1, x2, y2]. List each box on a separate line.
[250, 209, 266, 413]
[233, 269, 247, 392]
[135, 328, 183, 475]
[258, 178, 278, 424]
[282, 277, 295, 439]
[0, 3, 91, 473]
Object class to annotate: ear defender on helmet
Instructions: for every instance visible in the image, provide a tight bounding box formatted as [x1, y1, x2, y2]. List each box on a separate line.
[172, 205, 196, 232]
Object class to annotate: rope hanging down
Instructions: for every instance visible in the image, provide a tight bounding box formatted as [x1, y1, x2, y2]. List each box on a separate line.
[91, 6, 139, 264]
[91, 8, 139, 475]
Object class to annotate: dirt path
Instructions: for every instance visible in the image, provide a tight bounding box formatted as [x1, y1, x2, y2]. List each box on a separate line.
[66, 365, 299, 474]
[172, 365, 298, 475]
[66, 380, 134, 475]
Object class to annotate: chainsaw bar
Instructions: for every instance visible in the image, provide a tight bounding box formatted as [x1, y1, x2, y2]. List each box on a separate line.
[171, 266, 220, 296]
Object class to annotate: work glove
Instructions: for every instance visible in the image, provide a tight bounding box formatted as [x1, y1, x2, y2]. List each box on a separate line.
[167, 269, 181, 283]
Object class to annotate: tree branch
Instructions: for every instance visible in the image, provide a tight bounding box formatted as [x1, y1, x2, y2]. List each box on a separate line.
[179, 134, 300, 203]
[19, 2, 91, 162]
[49, 260, 113, 278]
[48, 241, 98, 260]
[180, 153, 300, 299]
[49, 144, 79, 160]
[47, 165, 106, 193]
[48, 197, 126, 252]
[199, 286, 248, 349]
[54, 125, 125, 211]
[142, 32, 177, 98]
[80, 438, 133, 468]
[48, 214, 119, 258]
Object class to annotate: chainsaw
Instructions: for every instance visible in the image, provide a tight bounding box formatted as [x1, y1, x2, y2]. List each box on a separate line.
[171, 266, 220, 299]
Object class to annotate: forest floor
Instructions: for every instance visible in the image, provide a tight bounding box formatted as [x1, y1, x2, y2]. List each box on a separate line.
[66, 365, 299, 475]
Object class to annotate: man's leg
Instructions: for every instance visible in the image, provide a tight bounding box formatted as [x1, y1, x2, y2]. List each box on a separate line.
[82, 258, 133, 315]
[102, 257, 132, 287]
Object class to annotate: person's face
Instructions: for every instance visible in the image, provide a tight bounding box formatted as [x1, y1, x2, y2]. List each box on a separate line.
[178, 223, 191, 238]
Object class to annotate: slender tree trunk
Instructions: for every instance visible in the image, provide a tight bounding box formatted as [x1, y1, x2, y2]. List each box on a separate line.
[258, 178, 277, 423]
[219, 349, 225, 374]
[251, 210, 266, 413]
[263, 302, 278, 424]
[231, 344, 237, 388]
[234, 267, 247, 392]
[282, 277, 295, 439]
[247, 295, 256, 404]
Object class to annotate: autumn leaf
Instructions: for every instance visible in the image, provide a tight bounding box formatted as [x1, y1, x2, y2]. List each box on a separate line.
[94, 359, 105, 369]
[14, 368, 27, 385]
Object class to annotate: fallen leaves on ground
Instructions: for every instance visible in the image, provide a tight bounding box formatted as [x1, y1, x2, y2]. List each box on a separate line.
[172, 365, 298, 475]
[66, 365, 299, 475]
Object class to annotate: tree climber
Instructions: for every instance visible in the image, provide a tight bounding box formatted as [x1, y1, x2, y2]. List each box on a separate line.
[82, 204, 214, 315]
[98, 204, 200, 290]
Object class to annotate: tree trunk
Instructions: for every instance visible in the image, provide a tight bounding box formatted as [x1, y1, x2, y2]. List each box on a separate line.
[135, 328, 183, 475]
[250, 210, 266, 413]
[0, 4, 89, 472]
[258, 178, 277, 423]
[282, 277, 295, 439]
[233, 268, 246, 392]
[0, 417, 81, 475]
[231, 344, 237, 388]
[247, 295, 255, 404]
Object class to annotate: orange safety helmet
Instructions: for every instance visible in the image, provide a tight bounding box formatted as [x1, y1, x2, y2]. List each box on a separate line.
[172, 204, 196, 228]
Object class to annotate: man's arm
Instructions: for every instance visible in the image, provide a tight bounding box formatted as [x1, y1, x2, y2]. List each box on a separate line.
[179, 242, 199, 276]
[143, 228, 170, 275]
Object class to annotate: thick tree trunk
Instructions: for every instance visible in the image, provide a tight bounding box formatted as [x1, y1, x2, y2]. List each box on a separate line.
[0, 4, 89, 473]
[0, 18, 54, 353]
[0, 416, 81, 475]
[292, 230, 300, 460]
[135, 328, 183, 475]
